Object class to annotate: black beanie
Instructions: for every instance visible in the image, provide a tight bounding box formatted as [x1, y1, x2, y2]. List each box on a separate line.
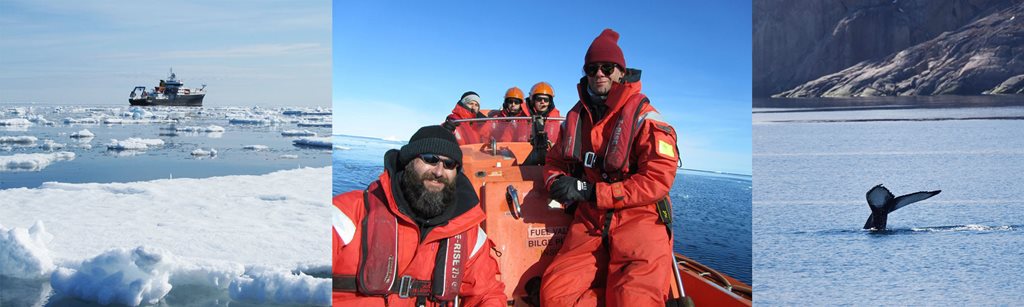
[399, 125, 463, 167]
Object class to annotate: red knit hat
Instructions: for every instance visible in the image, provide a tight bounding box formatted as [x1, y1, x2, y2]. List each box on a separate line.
[585, 28, 626, 70]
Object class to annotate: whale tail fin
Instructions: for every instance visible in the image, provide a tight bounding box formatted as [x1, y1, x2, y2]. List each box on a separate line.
[863, 184, 941, 230]
[892, 190, 941, 211]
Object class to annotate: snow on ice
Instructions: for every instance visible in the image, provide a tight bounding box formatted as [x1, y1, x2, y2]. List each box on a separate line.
[0, 152, 76, 171]
[191, 148, 218, 156]
[229, 266, 331, 306]
[0, 221, 55, 279]
[107, 138, 165, 150]
[0, 135, 38, 144]
[0, 118, 33, 126]
[281, 129, 317, 137]
[70, 129, 95, 138]
[0, 167, 331, 305]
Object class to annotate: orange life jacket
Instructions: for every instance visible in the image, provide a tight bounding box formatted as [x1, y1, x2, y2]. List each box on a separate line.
[335, 181, 469, 301]
[560, 93, 651, 182]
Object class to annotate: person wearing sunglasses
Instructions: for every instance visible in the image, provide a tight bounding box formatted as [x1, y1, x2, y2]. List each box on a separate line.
[540, 28, 681, 307]
[525, 82, 563, 147]
[443, 91, 488, 144]
[332, 125, 507, 306]
[487, 86, 531, 142]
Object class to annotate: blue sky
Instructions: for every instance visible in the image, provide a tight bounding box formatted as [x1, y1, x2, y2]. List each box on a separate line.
[333, 2, 752, 174]
[0, 0, 330, 107]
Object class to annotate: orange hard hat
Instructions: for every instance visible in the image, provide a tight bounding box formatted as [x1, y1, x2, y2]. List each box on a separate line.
[505, 87, 525, 100]
[530, 82, 554, 98]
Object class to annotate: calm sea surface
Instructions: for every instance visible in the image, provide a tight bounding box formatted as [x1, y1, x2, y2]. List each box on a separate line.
[754, 101, 1024, 305]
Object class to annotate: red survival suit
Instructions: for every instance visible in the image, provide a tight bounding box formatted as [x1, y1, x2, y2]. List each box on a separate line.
[445, 103, 487, 145]
[524, 99, 562, 147]
[540, 69, 679, 306]
[332, 150, 507, 306]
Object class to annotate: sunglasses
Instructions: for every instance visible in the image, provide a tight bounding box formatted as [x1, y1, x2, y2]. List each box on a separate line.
[584, 63, 620, 77]
[504, 98, 523, 105]
[419, 153, 459, 170]
[532, 96, 551, 103]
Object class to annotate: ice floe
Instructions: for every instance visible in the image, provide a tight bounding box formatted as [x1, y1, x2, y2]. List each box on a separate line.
[70, 129, 95, 138]
[191, 148, 218, 156]
[0, 135, 38, 144]
[0, 118, 33, 126]
[293, 137, 331, 148]
[107, 138, 165, 150]
[279, 154, 299, 159]
[0, 221, 55, 279]
[229, 266, 331, 306]
[0, 152, 75, 171]
[243, 145, 269, 151]
[281, 129, 317, 137]
[39, 140, 65, 151]
[0, 167, 331, 305]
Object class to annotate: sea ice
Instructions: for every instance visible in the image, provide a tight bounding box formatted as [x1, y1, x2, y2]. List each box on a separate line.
[293, 137, 331, 148]
[39, 140, 66, 151]
[0, 152, 76, 171]
[279, 154, 299, 159]
[70, 129, 95, 138]
[64, 117, 100, 124]
[191, 148, 218, 156]
[50, 246, 173, 306]
[0, 118, 32, 126]
[229, 266, 330, 306]
[0, 135, 38, 144]
[296, 121, 331, 128]
[281, 129, 317, 137]
[107, 138, 165, 150]
[0, 167, 331, 304]
[0, 221, 55, 279]
[243, 145, 269, 151]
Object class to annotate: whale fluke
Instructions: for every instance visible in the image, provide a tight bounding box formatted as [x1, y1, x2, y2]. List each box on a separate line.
[863, 184, 941, 230]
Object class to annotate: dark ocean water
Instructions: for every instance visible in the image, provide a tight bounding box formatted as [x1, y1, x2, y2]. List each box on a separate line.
[332, 134, 753, 285]
[1, 105, 330, 189]
[754, 104, 1024, 305]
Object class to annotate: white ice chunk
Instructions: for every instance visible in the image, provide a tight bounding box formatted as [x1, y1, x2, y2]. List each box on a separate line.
[0, 135, 38, 144]
[51, 246, 173, 306]
[281, 129, 317, 137]
[0, 221, 55, 279]
[107, 138, 164, 150]
[39, 139, 66, 150]
[70, 129, 95, 138]
[191, 148, 217, 156]
[0, 118, 32, 126]
[228, 266, 330, 306]
[279, 154, 299, 159]
[242, 145, 269, 151]
[0, 152, 75, 171]
[293, 137, 331, 148]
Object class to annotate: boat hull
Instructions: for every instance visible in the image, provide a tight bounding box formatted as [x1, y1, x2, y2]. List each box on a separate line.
[129, 94, 204, 107]
[465, 141, 752, 306]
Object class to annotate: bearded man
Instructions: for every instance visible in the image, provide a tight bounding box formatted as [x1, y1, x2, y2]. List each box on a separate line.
[331, 125, 506, 306]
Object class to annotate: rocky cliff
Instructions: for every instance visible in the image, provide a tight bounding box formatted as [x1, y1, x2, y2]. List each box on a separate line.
[754, 0, 1016, 97]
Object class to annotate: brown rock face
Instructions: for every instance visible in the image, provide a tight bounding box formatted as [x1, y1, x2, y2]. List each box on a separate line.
[754, 0, 1016, 97]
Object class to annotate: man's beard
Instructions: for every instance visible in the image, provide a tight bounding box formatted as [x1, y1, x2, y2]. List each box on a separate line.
[400, 168, 456, 219]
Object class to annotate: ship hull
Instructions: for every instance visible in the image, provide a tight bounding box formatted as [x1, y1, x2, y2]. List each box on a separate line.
[129, 94, 204, 107]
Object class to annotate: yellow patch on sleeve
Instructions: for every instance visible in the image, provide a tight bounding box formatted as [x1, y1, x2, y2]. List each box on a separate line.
[657, 139, 675, 158]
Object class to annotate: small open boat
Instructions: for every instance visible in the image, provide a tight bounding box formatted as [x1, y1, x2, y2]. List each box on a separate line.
[452, 115, 751, 306]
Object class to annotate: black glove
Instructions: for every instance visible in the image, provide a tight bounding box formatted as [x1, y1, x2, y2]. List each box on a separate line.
[442, 120, 459, 132]
[548, 176, 595, 203]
